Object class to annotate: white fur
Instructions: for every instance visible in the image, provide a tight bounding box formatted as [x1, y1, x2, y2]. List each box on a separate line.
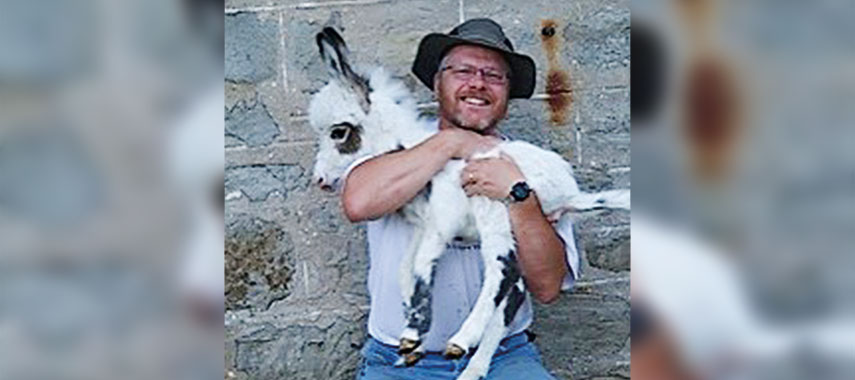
[309, 33, 630, 379]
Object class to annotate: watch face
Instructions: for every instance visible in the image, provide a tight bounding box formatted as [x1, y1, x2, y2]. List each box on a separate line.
[511, 182, 530, 201]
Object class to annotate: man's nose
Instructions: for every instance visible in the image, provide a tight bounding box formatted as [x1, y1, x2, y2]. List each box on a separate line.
[466, 73, 487, 88]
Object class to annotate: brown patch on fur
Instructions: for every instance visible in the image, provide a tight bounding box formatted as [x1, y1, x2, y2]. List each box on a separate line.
[336, 124, 362, 154]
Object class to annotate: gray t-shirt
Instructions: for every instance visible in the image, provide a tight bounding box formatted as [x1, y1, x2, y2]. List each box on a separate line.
[356, 186, 580, 351]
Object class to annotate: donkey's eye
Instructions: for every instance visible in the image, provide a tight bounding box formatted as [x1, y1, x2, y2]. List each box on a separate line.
[330, 127, 348, 140]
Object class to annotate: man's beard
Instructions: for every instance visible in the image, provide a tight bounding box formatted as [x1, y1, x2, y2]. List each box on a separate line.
[448, 112, 500, 134]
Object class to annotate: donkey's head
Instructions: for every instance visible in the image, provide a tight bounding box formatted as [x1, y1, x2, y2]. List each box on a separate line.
[308, 27, 374, 192]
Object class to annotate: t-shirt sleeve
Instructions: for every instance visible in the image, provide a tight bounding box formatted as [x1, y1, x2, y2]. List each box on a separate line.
[553, 213, 581, 290]
[342, 154, 379, 184]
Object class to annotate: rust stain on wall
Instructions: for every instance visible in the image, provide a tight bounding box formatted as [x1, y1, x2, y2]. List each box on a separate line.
[670, 0, 743, 181]
[683, 55, 741, 180]
[540, 19, 572, 126]
[546, 70, 571, 121]
[540, 20, 559, 54]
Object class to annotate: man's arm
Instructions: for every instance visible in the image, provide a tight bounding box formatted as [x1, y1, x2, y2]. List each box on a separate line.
[508, 195, 568, 304]
[461, 157, 568, 304]
[342, 128, 497, 222]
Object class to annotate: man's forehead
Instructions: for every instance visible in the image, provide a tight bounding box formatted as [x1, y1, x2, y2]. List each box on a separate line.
[444, 45, 509, 69]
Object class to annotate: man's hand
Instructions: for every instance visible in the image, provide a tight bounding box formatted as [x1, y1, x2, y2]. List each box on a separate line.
[460, 155, 525, 199]
[440, 128, 499, 159]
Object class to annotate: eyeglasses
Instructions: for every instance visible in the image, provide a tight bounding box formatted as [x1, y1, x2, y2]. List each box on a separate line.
[440, 64, 510, 85]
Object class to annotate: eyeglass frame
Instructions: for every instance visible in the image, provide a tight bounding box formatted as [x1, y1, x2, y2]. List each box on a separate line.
[439, 64, 511, 85]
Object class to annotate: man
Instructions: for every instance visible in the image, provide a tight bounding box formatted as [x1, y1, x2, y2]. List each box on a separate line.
[342, 18, 580, 379]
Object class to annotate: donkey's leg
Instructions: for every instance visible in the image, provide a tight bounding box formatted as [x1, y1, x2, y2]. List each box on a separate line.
[398, 228, 447, 364]
[397, 225, 424, 354]
[446, 198, 516, 358]
[456, 279, 526, 380]
[400, 165, 468, 363]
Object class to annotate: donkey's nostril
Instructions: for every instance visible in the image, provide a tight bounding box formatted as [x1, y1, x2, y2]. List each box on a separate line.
[317, 177, 324, 185]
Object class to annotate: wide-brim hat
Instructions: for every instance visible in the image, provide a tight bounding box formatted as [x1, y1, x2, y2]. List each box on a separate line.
[412, 18, 536, 99]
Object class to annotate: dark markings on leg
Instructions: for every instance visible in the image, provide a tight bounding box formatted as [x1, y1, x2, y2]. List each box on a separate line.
[503, 283, 526, 326]
[406, 277, 431, 333]
[406, 266, 436, 335]
[494, 251, 521, 306]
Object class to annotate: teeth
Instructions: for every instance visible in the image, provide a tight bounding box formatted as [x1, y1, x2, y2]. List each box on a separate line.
[463, 97, 487, 105]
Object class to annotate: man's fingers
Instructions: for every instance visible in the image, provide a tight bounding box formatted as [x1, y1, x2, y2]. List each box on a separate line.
[463, 184, 475, 197]
[460, 168, 475, 185]
[463, 182, 483, 197]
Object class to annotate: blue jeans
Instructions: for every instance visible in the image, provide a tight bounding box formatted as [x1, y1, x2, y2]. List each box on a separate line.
[356, 332, 557, 380]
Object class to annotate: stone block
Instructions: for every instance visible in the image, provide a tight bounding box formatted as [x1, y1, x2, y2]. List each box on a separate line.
[575, 167, 630, 192]
[582, 226, 630, 273]
[225, 164, 305, 202]
[562, 5, 630, 69]
[226, 12, 279, 83]
[575, 87, 630, 135]
[225, 215, 296, 311]
[579, 130, 630, 169]
[280, 191, 368, 302]
[232, 318, 366, 379]
[574, 209, 630, 274]
[225, 141, 315, 169]
[226, 98, 281, 147]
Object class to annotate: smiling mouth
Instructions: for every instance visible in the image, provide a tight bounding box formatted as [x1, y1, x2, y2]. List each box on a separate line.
[460, 96, 491, 106]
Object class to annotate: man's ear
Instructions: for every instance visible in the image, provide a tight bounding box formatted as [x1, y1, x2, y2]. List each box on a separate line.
[433, 73, 445, 101]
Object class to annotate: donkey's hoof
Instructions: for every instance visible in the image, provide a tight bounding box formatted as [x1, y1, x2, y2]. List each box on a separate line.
[398, 338, 420, 354]
[444, 343, 466, 359]
[402, 351, 424, 366]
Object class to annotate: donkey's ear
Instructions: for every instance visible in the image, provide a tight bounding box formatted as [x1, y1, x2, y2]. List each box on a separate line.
[316, 27, 348, 78]
[316, 27, 371, 113]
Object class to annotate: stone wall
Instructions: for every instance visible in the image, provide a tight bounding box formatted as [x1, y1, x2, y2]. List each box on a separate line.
[224, 1, 630, 379]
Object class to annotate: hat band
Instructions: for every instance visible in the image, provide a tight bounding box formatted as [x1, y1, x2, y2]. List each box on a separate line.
[450, 34, 512, 51]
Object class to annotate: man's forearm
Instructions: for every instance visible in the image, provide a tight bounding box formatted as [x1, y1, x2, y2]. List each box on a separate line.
[509, 194, 568, 304]
[342, 133, 456, 222]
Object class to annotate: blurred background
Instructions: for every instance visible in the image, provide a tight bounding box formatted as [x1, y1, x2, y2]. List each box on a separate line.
[631, 0, 854, 379]
[0, 0, 223, 379]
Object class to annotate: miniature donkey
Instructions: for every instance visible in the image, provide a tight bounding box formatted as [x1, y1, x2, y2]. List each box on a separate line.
[309, 28, 629, 380]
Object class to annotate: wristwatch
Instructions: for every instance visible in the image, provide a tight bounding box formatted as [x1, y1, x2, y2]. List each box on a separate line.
[509, 181, 531, 202]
